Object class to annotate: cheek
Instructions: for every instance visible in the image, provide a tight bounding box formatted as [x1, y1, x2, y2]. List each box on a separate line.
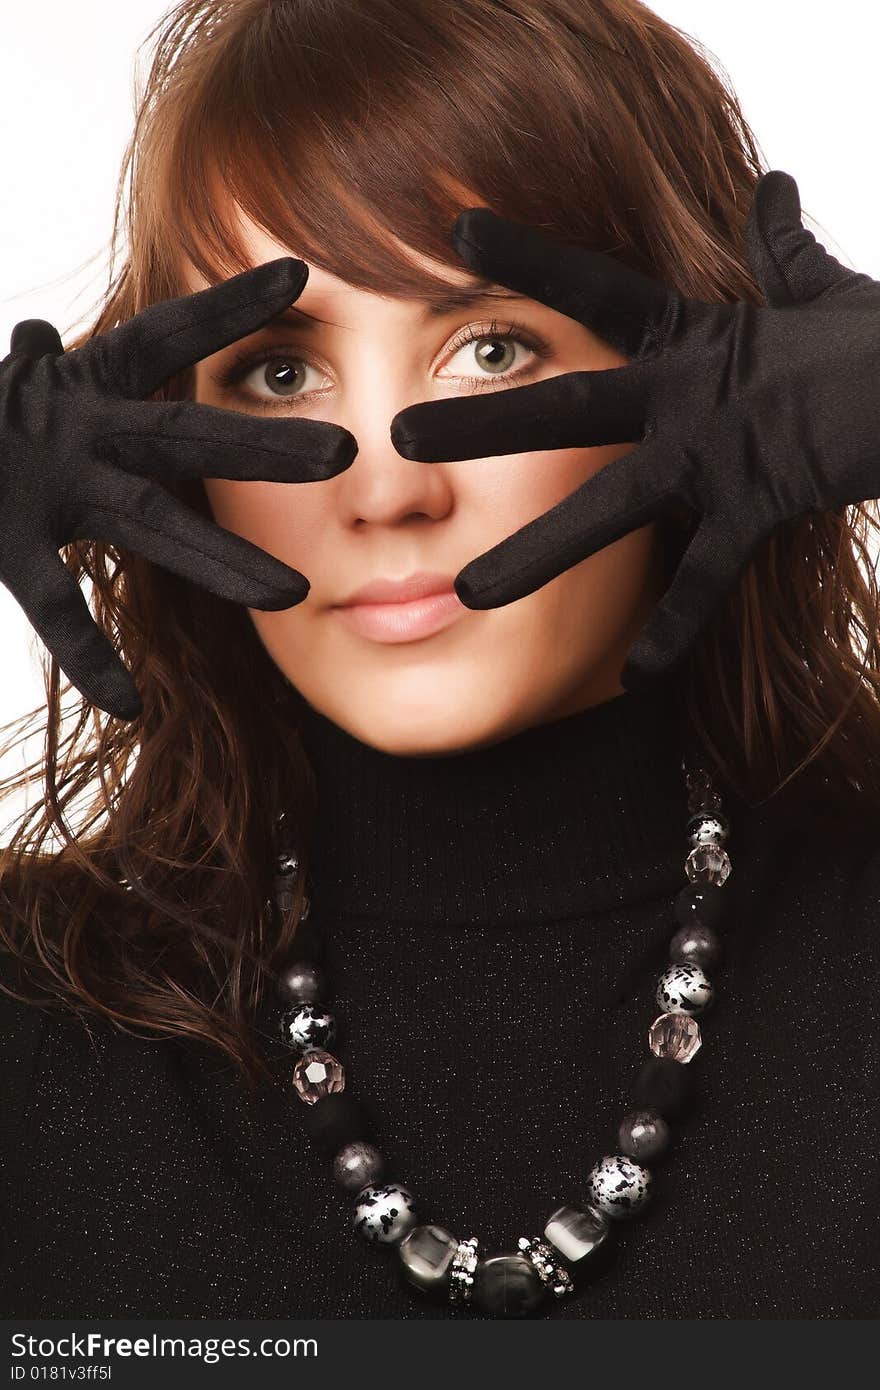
[468, 438, 656, 645]
[465, 439, 635, 538]
[201, 477, 330, 559]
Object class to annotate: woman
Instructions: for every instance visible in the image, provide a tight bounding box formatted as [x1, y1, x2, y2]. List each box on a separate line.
[0, 0, 878, 1319]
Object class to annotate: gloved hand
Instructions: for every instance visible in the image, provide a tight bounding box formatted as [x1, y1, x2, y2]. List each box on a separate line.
[390, 170, 880, 690]
[0, 259, 356, 719]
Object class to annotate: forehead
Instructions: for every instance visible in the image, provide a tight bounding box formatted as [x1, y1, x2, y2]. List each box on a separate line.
[179, 194, 481, 301]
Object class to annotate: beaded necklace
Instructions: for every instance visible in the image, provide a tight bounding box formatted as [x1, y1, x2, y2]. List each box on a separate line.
[267, 753, 729, 1318]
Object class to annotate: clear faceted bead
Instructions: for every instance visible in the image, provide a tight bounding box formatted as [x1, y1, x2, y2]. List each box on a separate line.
[292, 1048, 345, 1104]
[685, 843, 731, 886]
[648, 1011, 702, 1062]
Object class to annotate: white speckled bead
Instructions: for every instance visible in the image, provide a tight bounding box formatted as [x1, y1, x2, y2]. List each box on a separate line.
[586, 1154, 653, 1220]
[353, 1183, 418, 1245]
[686, 810, 729, 848]
[655, 961, 714, 1016]
[279, 1001, 336, 1053]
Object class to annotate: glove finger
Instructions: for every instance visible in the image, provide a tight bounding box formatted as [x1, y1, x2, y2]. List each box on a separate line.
[8, 548, 143, 719]
[450, 208, 673, 360]
[620, 515, 751, 689]
[9, 318, 64, 358]
[75, 474, 311, 609]
[98, 397, 357, 483]
[453, 438, 692, 608]
[391, 363, 650, 463]
[745, 169, 868, 306]
[92, 259, 309, 399]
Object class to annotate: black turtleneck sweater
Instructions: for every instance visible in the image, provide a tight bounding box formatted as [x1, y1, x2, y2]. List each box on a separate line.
[1, 681, 878, 1318]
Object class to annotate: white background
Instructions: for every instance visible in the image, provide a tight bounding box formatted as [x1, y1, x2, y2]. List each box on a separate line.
[0, 1, 877, 813]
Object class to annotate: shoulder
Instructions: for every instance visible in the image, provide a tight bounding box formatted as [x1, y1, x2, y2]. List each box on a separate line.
[730, 781, 880, 963]
[0, 953, 49, 1060]
[0, 954, 54, 1180]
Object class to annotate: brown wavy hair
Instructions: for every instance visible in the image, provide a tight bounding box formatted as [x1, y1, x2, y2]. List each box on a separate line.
[3, 0, 880, 1087]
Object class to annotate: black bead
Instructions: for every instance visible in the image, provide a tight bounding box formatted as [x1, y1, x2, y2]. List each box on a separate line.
[673, 881, 725, 931]
[300, 1091, 373, 1154]
[288, 917, 325, 962]
[472, 1253, 545, 1318]
[276, 959, 330, 1006]
[633, 1055, 697, 1120]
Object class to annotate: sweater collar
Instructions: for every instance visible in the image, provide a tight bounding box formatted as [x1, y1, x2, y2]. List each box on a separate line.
[290, 675, 709, 926]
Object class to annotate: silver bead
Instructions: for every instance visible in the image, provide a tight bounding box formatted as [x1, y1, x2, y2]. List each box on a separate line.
[656, 962, 714, 1016]
[686, 810, 729, 848]
[669, 921, 722, 970]
[353, 1183, 418, 1246]
[333, 1141, 386, 1194]
[587, 1154, 653, 1220]
[686, 843, 731, 886]
[279, 1001, 336, 1053]
[618, 1108, 671, 1162]
[276, 959, 328, 1005]
[398, 1224, 459, 1292]
[543, 1202, 612, 1274]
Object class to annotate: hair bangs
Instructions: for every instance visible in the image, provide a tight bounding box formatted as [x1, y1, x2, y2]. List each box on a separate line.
[148, 0, 600, 304]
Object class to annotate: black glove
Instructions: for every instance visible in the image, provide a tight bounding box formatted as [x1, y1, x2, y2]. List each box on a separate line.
[1, 259, 356, 719]
[390, 170, 880, 690]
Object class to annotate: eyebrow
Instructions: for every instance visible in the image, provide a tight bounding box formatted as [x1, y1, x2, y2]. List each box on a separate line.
[422, 286, 526, 316]
[253, 286, 528, 333]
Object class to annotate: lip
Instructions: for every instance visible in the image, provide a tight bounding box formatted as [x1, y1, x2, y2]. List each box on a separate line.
[338, 571, 456, 606]
[332, 570, 467, 643]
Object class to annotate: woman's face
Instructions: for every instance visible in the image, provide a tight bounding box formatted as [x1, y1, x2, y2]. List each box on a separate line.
[186, 210, 665, 755]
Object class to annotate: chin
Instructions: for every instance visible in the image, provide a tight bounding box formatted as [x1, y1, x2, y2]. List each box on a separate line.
[326, 694, 528, 759]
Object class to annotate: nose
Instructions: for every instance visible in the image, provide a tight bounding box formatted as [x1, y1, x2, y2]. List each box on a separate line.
[334, 393, 456, 529]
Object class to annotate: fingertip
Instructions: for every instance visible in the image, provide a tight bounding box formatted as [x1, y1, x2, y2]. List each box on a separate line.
[260, 572, 310, 611]
[254, 256, 309, 302]
[619, 659, 647, 694]
[389, 415, 420, 460]
[328, 426, 358, 473]
[451, 208, 498, 267]
[9, 318, 64, 358]
[103, 684, 144, 721]
[454, 569, 496, 610]
[452, 206, 494, 243]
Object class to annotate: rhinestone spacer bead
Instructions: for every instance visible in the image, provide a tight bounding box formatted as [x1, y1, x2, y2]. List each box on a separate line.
[448, 1236, 481, 1305]
[683, 764, 722, 814]
[516, 1235, 574, 1298]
